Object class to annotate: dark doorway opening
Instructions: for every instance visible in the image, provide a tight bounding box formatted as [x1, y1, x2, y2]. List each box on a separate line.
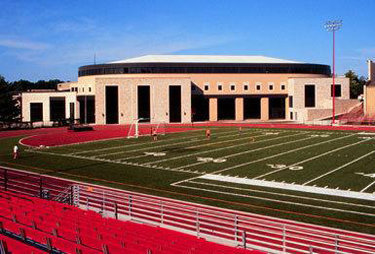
[305, 85, 315, 107]
[244, 97, 261, 119]
[191, 95, 209, 122]
[105, 86, 118, 124]
[78, 96, 95, 124]
[50, 97, 66, 122]
[169, 86, 181, 122]
[70, 102, 75, 120]
[138, 86, 150, 122]
[30, 103, 43, 122]
[269, 97, 286, 119]
[218, 98, 235, 120]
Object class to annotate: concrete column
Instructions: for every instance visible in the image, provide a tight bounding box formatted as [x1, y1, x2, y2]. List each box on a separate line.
[260, 97, 269, 121]
[209, 97, 218, 121]
[235, 97, 244, 121]
[285, 96, 289, 120]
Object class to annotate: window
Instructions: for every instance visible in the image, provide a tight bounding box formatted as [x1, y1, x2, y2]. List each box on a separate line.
[204, 85, 209, 91]
[289, 96, 293, 108]
[331, 84, 341, 97]
[89, 87, 92, 92]
[244, 85, 249, 91]
[71, 87, 74, 92]
[290, 112, 293, 120]
[218, 85, 222, 91]
[281, 85, 285, 90]
[230, 85, 235, 91]
[30, 103, 43, 122]
[82, 87, 85, 92]
[305, 85, 315, 107]
[269, 85, 273, 90]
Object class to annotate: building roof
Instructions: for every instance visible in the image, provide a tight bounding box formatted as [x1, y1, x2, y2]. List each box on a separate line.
[108, 55, 302, 64]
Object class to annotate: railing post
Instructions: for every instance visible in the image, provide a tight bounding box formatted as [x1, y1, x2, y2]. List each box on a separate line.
[160, 201, 164, 224]
[129, 195, 132, 218]
[242, 230, 247, 249]
[234, 215, 238, 244]
[4, 169, 7, 191]
[70, 185, 73, 206]
[114, 203, 118, 220]
[283, 225, 286, 253]
[335, 234, 339, 253]
[73, 185, 80, 207]
[196, 209, 200, 238]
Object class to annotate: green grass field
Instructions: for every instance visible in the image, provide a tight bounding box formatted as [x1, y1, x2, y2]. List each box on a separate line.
[1, 127, 375, 234]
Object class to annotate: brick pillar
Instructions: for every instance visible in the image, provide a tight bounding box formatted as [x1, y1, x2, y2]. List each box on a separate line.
[285, 96, 289, 120]
[209, 97, 218, 121]
[260, 97, 269, 121]
[235, 97, 244, 121]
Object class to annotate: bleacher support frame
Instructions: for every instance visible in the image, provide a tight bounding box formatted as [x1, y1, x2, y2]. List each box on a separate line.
[0, 166, 374, 254]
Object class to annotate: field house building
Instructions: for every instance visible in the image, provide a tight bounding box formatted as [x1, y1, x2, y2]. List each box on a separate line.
[21, 55, 357, 125]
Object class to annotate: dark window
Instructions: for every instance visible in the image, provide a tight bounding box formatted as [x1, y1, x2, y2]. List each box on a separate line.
[244, 85, 248, 91]
[89, 87, 92, 92]
[30, 103, 43, 122]
[204, 85, 209, 91]
[256, 85, 261, 90]
[281, 85, 285, 90]
[230, 85, 235, 91]
[269, 85, 273, 90]
[305, 85, 315, 107]
[289, 96, 293, 108]
[290, 112, 293, 120]
[218, 85, 222, 91]
[331, 84, 341, 97]
[50, 97, 66, 121]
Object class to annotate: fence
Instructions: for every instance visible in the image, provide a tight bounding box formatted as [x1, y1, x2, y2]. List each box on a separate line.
[1, 166, 374, 253]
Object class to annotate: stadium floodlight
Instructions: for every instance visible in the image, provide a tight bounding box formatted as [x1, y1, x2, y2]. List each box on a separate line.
[324, 20, 342, 125]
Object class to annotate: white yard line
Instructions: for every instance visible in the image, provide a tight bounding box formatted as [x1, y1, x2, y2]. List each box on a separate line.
[302, 150, 375, 186]
[253, 134, 363, 180]
[26, 149, 203, 175]
[173, 183, 375, 217]
[115, 131, 268, 161]
[187, 180, 375, 210]
[72, 128, 245, 155]
[144, 132, 307, 166]
[361, 181, 375, 192]
[95, 129, 265, 158]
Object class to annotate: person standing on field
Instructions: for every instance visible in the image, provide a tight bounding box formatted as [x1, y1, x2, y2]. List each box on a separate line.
[205, 129, 211, 140]
[13, 145, 19, 159]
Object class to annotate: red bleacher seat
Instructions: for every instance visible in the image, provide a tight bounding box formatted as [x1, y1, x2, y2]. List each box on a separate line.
[0, 190, 263, 254]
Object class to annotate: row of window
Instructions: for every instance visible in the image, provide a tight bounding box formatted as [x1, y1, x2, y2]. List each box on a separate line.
[71, 87, 92, 93]
[200, 83, 286, 92]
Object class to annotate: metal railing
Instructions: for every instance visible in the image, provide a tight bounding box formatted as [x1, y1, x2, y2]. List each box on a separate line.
[1, 166, 374, 253]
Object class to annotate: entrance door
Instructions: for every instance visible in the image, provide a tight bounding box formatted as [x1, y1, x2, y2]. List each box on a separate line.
[137, 86, 150, 122]
[106, 86, 119, 124]
[169, 86, 181, 123]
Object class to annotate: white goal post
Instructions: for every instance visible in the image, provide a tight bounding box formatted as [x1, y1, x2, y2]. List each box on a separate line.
[127, 119, 167, 138]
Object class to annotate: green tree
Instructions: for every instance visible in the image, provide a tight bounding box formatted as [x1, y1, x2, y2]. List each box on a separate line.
[345, 70, 367, 99]
[0, 75, 20, 123]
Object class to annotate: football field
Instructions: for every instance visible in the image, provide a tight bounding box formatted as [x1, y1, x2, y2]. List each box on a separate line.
[1, 126, 375, 233]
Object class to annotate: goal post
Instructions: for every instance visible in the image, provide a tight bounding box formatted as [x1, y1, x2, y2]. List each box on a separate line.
[126, 119, 167, 138]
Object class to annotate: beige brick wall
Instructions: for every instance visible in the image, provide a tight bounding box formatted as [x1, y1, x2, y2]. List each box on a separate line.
[94, 77, 191, 124]
[21, 92, 77, 124]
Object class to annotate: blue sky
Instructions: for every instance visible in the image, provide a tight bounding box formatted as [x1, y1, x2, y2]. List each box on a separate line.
[0, 0, 374, 81]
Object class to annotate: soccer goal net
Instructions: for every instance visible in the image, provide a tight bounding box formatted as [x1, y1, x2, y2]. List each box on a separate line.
[126, 119, 168, 138]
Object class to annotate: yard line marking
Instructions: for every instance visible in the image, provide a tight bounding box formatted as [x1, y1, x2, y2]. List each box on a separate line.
[26, 149, 202, 175]
[115, 131, 269, 161]
[253, 135, 367, 180]
[96, 129, 265, 158]
[303, 150, 375, 186]
[361, 181, 375, 192]
[173, 183, 375, 217]
[72, 127, 232, 155]
[207, 134, 355, 176]
[143, 132, 308, 165]
[187, 180, 375, 210]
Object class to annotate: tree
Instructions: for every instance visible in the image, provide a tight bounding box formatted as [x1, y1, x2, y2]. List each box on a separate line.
[0, 75, 20, 123]
[345, 70, 367, 99]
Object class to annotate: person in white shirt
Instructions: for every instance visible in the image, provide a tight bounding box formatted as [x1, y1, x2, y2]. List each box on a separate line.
[13, 145, 19, 159]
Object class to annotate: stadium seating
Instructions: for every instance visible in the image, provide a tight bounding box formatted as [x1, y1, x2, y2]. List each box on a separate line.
[0, 190, 262, 253]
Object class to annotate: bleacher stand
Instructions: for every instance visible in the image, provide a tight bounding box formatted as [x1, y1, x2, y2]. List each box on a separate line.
[0, 190, 262, 253]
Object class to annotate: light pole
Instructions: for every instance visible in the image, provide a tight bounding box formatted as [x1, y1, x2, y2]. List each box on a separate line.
[324, 20, 342, 125]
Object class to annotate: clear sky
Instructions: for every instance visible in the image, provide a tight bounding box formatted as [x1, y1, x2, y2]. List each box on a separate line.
[0, 0, 374, 81]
